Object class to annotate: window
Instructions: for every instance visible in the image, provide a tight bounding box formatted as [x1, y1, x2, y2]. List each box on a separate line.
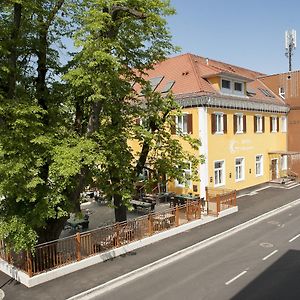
[222, 79, 231, 90]
[270, 116, 278, 132]
[279, 87, 285, 99]
[236, 114, 243, 133]
[175, 162, 192, 188]
[212, 113, 227, 134]
[255, 155, 263, 176]
[281, 116, 287, 132]
[234, 114, 246, 134]
[255, 115, 263, 133]
[221, 78, 244, 95]
[214, 160, 225, 187]
[176, 114, 188, 134]
[281, 155, 287, 171]
[234, 82, 242, 92]
[235, 158, 244, 181]
[175, 114, 193, 135]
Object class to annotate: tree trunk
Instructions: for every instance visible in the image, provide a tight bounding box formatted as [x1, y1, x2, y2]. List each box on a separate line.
[114, 194, 127, 222]
[37, 216, 69, 244]
[8, 3, 22, 98]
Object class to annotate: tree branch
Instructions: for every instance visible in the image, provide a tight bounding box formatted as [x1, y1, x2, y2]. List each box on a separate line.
[44, 0, 65, 31]
[111, 6, 147, 21]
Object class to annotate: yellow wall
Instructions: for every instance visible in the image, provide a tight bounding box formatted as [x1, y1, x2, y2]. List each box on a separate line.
[209, 77, 220, 91]
[207, 108, 287, 190]
[167, 108, 200, 195]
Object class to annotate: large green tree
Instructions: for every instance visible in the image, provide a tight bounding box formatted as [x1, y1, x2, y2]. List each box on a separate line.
[0, 0, 202, 251]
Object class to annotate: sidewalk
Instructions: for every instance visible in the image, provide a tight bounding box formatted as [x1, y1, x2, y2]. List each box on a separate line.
[1, 184, 300, 300]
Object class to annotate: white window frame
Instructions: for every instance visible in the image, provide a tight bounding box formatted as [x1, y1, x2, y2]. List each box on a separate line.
[176, 114, 188, 134]
[214, 160, 225, 187]
[255, 155, 263, 177]
[235, 157, 245, 182]
[271, 116, 277, 133]
[233, 81, 244, 95]
[281, 155, 288, 171]
[221, 79, 231, 93]
[281, 116, 287, 133]
[236, 114, 244, 133]
[215, 112, 224, 134]
[175, 162, 192, 188]
[221, 77, 245, 96]
[256, 115, 263, 133]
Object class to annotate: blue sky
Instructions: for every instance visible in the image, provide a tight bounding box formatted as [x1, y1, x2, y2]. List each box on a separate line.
[167, 0, 300, 75]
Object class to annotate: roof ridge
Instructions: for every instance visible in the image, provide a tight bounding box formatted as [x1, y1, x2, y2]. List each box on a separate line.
[191, 54, 266, 77]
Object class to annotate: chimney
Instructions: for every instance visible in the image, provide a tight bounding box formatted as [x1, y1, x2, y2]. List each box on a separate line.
[206, 58, 209, 65]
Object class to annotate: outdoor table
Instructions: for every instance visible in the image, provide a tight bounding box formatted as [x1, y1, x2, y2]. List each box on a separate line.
[130, 199, 155, 211]
[66, 217, 89, 230]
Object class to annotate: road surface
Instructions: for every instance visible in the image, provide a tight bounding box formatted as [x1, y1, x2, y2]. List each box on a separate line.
[94, 200, 300, 300]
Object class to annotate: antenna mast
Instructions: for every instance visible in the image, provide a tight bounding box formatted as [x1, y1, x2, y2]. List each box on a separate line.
[285, 29, 297, 71]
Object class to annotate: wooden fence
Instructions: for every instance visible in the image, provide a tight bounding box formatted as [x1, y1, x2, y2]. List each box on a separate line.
[0, 200, 202, 277]
[205, 187, 236, 216]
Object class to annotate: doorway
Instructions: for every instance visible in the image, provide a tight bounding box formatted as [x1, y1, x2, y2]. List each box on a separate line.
[271, 159, 278, 180]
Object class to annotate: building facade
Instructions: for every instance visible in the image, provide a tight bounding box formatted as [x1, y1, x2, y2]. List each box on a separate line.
[260, 71, 300, 177]
[133, 54, 289, 198]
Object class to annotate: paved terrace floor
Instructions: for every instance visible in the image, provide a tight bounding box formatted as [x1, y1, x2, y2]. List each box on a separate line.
[1, 184, 300, 299]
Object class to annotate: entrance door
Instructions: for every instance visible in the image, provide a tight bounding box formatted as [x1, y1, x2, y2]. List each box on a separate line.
[271, 159, 278, 180]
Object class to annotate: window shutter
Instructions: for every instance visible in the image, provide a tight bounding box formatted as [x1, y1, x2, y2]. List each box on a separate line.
[233, 115, 237, 134]
[270, 117, 272, 132]
[171, 116, 176, 134]
[243, 115, 247, 133]
[277, 117, 279, 132]
[254, 116, 257, 133]
[187, 114, 193, 134]
[211, 114, 216, 134]
[223, 114, 227, 133]
[262, 116, 265, 132]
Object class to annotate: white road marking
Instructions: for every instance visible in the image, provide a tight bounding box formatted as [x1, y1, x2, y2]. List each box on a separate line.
[225, 270, 248, 285]
[289, 234, 300, 243]
[259, 242, 273, 248]
[262, 250, 278, 261]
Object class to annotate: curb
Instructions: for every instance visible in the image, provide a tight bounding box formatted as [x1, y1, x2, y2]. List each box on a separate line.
[67, 197, 300, 300]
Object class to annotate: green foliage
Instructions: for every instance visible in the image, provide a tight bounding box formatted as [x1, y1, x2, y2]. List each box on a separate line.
[0, 0, 204, 252]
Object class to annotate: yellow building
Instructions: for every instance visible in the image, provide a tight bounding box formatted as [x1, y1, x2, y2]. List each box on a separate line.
[134, 54, 289, 198]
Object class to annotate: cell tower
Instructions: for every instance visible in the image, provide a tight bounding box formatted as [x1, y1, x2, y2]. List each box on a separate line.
[285, 29, 296, 71]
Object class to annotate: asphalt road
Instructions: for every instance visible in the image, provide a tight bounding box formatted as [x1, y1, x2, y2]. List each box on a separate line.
[94, 199, 300, 300]
[1, 184, 300, 299]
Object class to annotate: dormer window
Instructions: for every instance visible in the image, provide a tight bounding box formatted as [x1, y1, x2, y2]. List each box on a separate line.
[220, 78, 244, 95]
[234, 82, 243, 92]
[222, 79, 231, 90]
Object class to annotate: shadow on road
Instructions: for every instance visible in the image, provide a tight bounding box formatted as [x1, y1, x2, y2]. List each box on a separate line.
[232, 249, 300, 300]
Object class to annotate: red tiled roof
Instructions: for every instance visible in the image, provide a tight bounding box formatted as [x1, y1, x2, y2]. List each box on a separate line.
[142, 53, 286, 107]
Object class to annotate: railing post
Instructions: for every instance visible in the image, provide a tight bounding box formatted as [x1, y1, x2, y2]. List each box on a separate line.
[205, 187, 209, 215]
[26, 251, 33, 277]
[197, 200, 201, 219]
[115, 223, 120, 247]
[175, 205, 179, 226]
[76, 232, 81, 261]
[148, 214, 153, 236]
[217, 194, 220, 216]
[234, 190, 237, 206]
[186, 200, 190, 221]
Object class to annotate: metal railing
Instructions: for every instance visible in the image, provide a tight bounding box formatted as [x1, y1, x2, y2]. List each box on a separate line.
[0, 200, 202, 277]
